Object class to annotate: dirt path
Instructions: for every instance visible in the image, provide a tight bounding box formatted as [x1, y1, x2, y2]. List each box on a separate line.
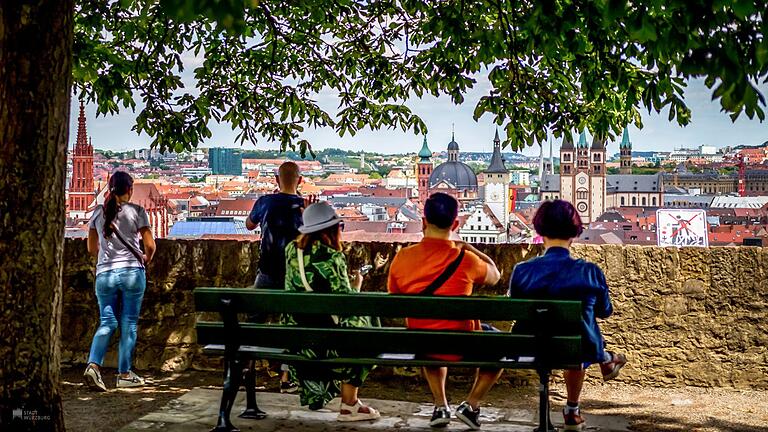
[62, 367, 768, 432]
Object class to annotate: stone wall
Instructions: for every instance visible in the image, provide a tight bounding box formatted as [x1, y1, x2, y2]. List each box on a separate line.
[62, 239, 768, 389]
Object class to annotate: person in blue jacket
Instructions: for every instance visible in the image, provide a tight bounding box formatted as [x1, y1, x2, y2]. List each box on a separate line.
[508, 199, 627, 431]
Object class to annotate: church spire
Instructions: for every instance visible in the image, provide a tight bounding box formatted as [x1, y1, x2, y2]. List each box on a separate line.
[76, 100, 88, 154]
[418, 134, 432, 162]
[561, 132, 574, 149]
[485, 128, 507, 174]
[621, 127, 632, 149]
[548, 136, 554, 174]
[577, 129, 588, 148]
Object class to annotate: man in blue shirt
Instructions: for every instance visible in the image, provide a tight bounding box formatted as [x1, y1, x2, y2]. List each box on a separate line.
[246, 161, 306, 290]
[246, 161, 310, 393]
[508, 200, 627, 431]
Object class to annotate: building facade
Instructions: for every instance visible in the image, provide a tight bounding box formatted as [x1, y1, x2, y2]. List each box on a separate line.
[556, 130, 606, 224]
[542, 129, 662, 220]
[209, 148, 243, 176]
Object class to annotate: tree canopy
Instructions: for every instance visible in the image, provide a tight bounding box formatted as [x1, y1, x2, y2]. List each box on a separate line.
[74, 0, 768, 153]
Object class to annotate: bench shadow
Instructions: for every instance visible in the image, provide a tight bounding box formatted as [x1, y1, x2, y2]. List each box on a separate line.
[581, 396, 768, 432]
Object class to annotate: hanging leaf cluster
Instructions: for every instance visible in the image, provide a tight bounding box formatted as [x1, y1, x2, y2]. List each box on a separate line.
[74, 0, 768, 153]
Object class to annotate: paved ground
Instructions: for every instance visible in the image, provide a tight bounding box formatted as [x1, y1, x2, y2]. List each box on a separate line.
[120, 389, 631, 431]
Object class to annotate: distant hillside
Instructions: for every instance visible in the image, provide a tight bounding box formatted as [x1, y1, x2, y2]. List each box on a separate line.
[733, 141, 768, 149]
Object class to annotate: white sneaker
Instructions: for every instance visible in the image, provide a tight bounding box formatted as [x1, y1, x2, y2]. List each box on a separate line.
[83, 365, 107, 392]
[337, 399, 380, 422]
[116, 371, 146, 388]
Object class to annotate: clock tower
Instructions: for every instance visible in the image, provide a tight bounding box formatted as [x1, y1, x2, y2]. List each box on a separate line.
[559, 129, 606, 224]
[484, 129, 511, 228]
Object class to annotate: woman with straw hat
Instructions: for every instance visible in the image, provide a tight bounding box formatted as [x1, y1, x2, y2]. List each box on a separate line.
[282, 202, 380, 422]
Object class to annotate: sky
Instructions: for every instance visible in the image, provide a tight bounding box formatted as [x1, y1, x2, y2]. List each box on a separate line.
[70, 75, 768, 158]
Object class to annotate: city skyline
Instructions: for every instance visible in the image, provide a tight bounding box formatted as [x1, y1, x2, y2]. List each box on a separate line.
[69, 78, 768, 158]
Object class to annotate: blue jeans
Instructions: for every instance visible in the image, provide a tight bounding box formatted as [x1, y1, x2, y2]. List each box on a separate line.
[87, 267, 146, 373]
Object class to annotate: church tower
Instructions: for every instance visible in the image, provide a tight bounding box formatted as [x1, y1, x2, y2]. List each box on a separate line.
[619, 127, 632, 174]
[68, 101, 95, 220]
[559, 128, 608, 224]
[416, 135, 433, 204]
[484, 129, 511, 228]
[562, 130, 595, 224]
[559, 132, 575, 204]
[589, 134, 607, 223]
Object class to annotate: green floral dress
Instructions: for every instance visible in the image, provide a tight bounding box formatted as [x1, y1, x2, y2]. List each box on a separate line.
[282, 240, 373, 409]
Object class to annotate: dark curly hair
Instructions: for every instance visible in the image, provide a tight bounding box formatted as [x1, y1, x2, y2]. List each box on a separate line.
[533, 199, 584, 240]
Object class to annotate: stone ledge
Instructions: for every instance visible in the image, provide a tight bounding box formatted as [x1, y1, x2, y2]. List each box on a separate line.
[63, 239, 768, 389]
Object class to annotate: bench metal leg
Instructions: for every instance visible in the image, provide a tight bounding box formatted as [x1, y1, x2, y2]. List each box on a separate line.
[533, 369, 557, 432]
[238, 360, 267, 420]
[211, 358, 244, 432]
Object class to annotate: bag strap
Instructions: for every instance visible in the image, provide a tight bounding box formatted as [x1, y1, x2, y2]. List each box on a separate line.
[418, 249, 465, 296]
[296, 247, 313, 292]
[110, 223, 145, 268]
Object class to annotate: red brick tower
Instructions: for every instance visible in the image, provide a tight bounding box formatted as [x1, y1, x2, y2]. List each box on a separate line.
[416, 135, 433, 204]
[67, 101, 95, 218]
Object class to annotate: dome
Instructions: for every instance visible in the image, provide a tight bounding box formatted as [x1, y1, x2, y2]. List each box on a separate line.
[429, 161, 478, 190]
[447, 140, 459, 151]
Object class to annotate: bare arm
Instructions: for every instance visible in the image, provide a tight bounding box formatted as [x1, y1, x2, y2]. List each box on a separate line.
[140, 227, 156, 264]
[87, 229, 99, 257]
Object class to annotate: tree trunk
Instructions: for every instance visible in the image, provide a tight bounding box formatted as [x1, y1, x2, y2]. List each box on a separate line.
[0, 1, 73, 430]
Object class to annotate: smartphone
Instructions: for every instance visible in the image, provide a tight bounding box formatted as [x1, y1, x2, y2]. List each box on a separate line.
[359, 264, 373, 276]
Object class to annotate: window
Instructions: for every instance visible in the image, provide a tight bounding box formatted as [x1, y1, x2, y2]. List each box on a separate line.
[642, 197, 647, 206]
[478, 216, 481, 222]
[652, 197, 657, 206]
[621, 197, 625, 206]
[632, 197, 637, 206]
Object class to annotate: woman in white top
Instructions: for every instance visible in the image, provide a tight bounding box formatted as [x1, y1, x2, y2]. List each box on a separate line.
[83, 171, 156, 391]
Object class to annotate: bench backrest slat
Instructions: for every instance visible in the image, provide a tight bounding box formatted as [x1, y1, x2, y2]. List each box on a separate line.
[194, 288, 582, 324]
[196, 322, 583, 364]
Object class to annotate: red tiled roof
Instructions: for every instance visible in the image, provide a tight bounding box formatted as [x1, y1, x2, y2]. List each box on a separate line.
[216, 199, 256, 214]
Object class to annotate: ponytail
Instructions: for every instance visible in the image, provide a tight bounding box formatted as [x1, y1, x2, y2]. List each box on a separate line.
[103, 170, 133, 237]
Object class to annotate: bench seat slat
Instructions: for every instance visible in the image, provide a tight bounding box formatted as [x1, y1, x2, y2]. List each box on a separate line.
[201, 345, 582, 370]
[193, 288, 582, 324]
[196, 322, 582, 364]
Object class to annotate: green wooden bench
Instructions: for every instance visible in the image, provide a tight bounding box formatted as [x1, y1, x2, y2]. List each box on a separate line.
[194, 287, 583, 432]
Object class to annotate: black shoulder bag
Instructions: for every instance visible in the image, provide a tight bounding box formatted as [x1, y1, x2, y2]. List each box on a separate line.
[418, 249, 465, 296]
[110, 224, 145, 268]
